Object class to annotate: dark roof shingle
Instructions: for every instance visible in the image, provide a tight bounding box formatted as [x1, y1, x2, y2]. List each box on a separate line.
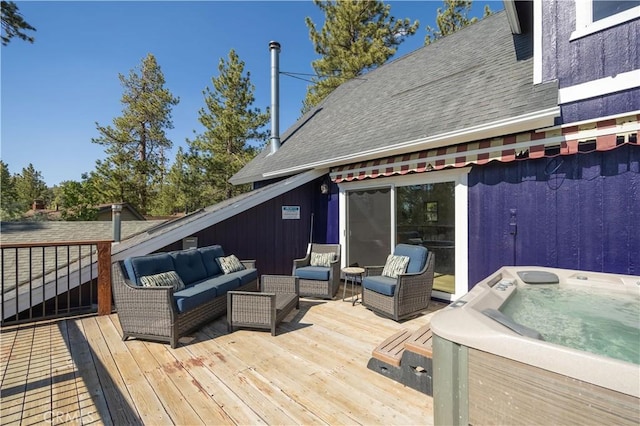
[231, 11, 558, 185]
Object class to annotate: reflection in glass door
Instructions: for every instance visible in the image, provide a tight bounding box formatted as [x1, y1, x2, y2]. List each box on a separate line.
[396, 183, 455, 293]
[346, 188, 391, 267]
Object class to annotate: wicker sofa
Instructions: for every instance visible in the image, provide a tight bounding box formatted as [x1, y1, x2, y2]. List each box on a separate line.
[112, 245, 258, 348]
[292, 243, 341, 299]
[362, 244, 435, 321]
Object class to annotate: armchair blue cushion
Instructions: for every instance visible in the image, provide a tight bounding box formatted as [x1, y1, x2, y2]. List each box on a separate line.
[362, 275, 396, 296]
[295, 266, 331, 281]
[394, 244, 428, 274]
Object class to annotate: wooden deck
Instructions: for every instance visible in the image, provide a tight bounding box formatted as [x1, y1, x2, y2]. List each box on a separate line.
[1, 285, 447, 425]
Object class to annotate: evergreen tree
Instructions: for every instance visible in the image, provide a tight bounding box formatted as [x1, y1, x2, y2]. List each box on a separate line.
[0, 161, 21, 220]
[187, 49, 269, 204]
[152, 146, 205, 215]
[302, 0, 418, 114]
[424, 0, 492, 45]
[91, 53, 179, 214]
[1, 1, 36, 45]
[13, 163, 48, 211]
[56, 176, 99, 221]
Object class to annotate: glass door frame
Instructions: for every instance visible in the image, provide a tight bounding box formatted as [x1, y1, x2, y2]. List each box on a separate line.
[338, 167, 470, 301]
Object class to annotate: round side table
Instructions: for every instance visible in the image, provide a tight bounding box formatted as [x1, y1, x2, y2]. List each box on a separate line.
[342, 266, 365, 306]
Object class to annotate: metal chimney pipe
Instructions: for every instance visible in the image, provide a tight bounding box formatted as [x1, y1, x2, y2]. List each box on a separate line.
[112, 204, 122, 243]
[269, 41, 281, 154]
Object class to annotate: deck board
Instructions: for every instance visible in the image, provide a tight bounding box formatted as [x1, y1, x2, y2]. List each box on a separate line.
[0, 284, 447, 425]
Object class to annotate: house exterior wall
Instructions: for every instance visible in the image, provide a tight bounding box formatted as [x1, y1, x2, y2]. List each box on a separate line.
[159, 180, 332, 277]
[540, 0, 640, 122]
[467, 145, 639, 285]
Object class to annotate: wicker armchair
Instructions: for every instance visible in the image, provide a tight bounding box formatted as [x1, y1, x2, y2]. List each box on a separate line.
[292, 243, 341, 299]
[362, 244, 435, 321]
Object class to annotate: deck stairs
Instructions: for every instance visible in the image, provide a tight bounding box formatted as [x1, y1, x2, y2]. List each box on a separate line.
[367, 324, 434, 395]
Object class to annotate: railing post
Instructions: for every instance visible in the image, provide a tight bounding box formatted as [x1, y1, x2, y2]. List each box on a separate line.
[97, 242, 112, 315]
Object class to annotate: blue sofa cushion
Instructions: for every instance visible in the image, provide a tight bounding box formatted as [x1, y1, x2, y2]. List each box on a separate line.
[294, 266, 330, 281]
[363, 275, 397, 296]
[170, 249, 208, 286]
[173, 281, 219, 313]
[394, 244, 428, 274]
[224, 268, 258, 286]
[125, 253, 174, 286]
[198, 245, 225, 277]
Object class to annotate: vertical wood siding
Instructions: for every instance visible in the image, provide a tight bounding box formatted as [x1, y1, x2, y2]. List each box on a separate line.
[543, 1, 639, 87]
[159, 179, 337, 277]
[542, 1, 640, 122]
[468, 145, 639, 287]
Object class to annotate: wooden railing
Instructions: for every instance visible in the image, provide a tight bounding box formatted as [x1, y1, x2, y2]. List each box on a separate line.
[0, 240, 112, 325]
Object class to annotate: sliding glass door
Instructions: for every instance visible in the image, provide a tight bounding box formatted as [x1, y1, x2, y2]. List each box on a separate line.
[346, 188, 391, 268]
[340, 169, 468, 299]
[396, 183, 455, 293]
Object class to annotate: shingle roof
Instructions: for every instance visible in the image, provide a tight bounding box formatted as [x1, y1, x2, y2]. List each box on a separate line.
[231, 11, 558, 185]
[0, 220, 167, 244]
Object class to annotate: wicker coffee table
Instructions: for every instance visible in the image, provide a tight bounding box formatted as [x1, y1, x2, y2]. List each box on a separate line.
[227, 275, 299, 336]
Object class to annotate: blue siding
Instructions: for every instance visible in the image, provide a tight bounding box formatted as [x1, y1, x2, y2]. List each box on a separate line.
[543, 2, 639, 88]
[468, 145, 640, 287]
[542, 1, 639, 121]
[561, 87, 640, 122]
[160, 179, 330, 277]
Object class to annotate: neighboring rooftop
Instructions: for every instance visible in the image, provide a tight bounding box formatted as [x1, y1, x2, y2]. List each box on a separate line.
[0, 220, 167, 245]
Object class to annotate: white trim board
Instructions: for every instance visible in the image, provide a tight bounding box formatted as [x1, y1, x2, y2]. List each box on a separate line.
[571, 5, 640, 41]
[558, 69, 640, 104]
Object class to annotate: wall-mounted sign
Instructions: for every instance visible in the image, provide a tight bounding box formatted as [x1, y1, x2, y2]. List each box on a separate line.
[282, 206, 300, 220]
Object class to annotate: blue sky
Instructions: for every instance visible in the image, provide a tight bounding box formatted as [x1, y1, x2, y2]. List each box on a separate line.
[2, 0, 503, 186]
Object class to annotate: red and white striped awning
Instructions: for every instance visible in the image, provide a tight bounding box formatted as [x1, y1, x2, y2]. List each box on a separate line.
[330, 114, 639, 183]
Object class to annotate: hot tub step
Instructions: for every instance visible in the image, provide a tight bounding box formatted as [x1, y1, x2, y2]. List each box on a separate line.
[367, 325, 434, 395]
[404, 325, 433, 357]
[370, 328, 412, 367]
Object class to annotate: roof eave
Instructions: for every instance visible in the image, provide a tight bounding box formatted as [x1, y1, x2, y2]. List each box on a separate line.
[263, 106, 561, 179]
[504, 0, 522, 34]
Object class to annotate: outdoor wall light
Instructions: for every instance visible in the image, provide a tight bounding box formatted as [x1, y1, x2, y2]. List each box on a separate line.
[320, 180, 330, 195]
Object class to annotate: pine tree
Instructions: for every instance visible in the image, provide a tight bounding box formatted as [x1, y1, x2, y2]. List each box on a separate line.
[187, 49, 269, 204]
[91, 53, 179, 214]
[424, 0, 492, 45]
[302, 0, 418, 114]
[1, 1, 36, 45]
[13, 163, 47, 211]
[153, 146, 205, 215]
[0, 161, 21, 220]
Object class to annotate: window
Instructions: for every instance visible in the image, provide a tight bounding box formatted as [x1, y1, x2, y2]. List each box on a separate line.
[593, 1, 639, 21]
[572, 0, 640, 40]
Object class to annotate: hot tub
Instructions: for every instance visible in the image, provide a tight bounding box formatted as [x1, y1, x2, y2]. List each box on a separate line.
[430, 266, 640, 426]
